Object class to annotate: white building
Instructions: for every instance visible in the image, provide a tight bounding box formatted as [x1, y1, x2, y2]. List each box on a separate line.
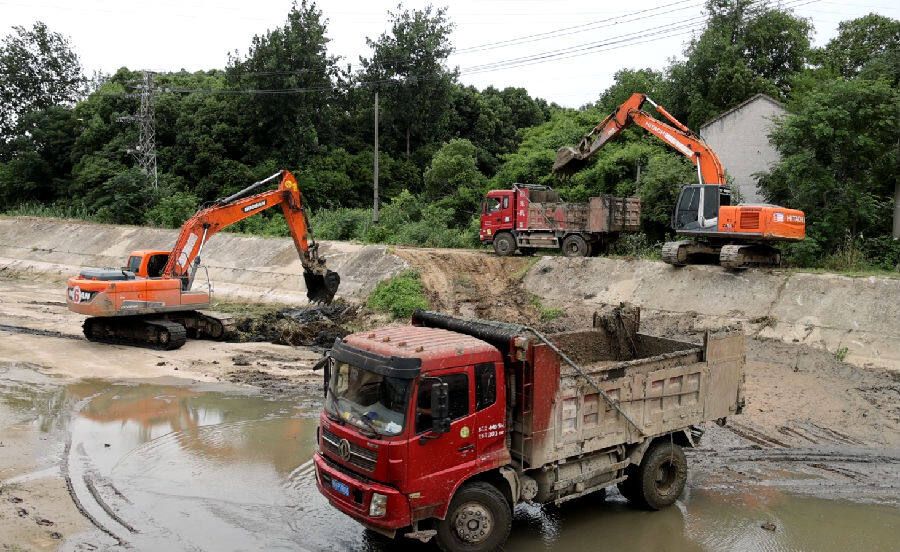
[699, 94, 786, 204]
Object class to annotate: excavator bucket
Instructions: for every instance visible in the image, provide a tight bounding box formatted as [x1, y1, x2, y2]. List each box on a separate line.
[304, 268, 341, 304]
[552, 146, 589, 176]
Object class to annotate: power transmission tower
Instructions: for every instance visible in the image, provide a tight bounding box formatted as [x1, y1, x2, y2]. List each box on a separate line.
[117, 70, 158, 188]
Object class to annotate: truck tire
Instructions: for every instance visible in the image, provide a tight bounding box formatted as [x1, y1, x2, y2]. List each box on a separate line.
[561, 235, 588, 257]
[635, 442, 687, 510]
[436, 482, 512, 552]
[492, 233, 516, 257]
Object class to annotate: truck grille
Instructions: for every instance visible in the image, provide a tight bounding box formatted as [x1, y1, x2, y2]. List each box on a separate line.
[740, 210, 760, 229]
[321, 428, 378, 471]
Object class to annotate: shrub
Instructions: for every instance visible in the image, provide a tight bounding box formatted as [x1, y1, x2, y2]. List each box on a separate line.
[366, 270, 430, 319]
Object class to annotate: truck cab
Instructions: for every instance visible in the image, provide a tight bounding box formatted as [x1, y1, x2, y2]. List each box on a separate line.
[314, 325, 509, 540]
[479, 189, 515, 243]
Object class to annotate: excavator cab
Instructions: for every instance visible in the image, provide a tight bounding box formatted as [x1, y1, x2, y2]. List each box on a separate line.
[672, 185, 731, 231]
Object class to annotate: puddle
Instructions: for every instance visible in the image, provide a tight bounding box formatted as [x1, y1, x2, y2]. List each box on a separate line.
[3, 374, 899, 551]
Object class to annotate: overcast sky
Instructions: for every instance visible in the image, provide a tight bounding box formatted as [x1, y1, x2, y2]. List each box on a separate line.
[2, 0, 899, 107]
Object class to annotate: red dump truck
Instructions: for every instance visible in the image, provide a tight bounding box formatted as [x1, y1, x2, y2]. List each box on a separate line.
[479, 184, 641, 257]
[314, 306, 745, 552]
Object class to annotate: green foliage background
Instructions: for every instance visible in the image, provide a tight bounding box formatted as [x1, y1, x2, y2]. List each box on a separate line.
[1, 1, 898, 271]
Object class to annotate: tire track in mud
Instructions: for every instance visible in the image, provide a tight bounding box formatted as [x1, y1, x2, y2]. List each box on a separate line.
[0, 323, 82, 340]
[63, 393, 131, 547]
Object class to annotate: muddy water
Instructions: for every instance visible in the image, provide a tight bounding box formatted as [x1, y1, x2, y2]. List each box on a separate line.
[6, 376, 900, 551]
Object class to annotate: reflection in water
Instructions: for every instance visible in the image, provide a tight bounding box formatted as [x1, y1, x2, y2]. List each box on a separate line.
[45, 379, 900, 552]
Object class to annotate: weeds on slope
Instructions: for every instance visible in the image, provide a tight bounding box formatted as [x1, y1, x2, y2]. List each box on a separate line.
[366, 270, 430, 319]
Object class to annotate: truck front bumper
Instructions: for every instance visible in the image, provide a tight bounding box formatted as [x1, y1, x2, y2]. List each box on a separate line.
[314, 452, 411, 533]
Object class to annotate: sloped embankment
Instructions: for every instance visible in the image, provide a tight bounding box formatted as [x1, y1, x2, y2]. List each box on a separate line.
[1, 216, 897, 370]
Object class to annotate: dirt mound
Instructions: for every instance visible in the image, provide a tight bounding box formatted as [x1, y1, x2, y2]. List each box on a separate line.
[393, 248, 543, 324]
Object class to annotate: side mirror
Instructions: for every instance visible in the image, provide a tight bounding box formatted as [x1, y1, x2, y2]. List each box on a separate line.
[431, 381, 450, 434]
[322, 358, 332, 398]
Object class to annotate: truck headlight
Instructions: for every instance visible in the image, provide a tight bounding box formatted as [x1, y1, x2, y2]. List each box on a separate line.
[369, 493, 387, 517]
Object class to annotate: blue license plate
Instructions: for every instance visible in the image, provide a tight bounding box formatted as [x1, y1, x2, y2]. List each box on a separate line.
[331, 478, 350, 497]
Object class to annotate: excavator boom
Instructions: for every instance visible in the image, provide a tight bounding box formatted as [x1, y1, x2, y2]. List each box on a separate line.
[165, 170, 339, 303]
[553, 93, 725, 186]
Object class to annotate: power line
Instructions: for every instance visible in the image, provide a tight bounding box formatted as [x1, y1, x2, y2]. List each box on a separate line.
[454, 0, 702, 54]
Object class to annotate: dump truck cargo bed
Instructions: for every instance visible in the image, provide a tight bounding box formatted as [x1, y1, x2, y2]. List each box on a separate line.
[512, 327, 744, 467]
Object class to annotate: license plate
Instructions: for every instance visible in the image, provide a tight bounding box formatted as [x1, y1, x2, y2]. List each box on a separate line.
[331, 478, 350, 497]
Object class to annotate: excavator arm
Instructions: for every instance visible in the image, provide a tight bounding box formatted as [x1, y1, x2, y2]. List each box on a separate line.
[163, 170, 340, 303]
[553, 93, 726, 186]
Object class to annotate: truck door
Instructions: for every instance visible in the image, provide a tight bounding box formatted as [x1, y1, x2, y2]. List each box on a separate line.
[406, 368, 476, 515]
[474, 362, 507, 462]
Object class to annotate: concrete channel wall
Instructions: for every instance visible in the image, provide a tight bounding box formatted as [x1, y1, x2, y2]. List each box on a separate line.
[1, 216, 897, 370]
[0, 217, 407, 304]
[523, 257, 899, 370]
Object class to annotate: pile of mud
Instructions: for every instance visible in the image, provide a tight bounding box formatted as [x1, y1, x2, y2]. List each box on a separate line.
[230, 302, 359, 348]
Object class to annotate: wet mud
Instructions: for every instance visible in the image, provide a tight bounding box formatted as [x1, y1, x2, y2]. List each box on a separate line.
[2, 368, 899, 552]
[229, 301, 359, 349]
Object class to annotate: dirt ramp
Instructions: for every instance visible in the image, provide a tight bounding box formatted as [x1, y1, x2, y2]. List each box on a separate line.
[0, 217, 406, 303]
[393, 247, 542, 323]
[522, 256, 900, 370]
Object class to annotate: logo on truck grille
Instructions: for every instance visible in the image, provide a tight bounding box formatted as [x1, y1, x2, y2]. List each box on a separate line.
[338, 438, 351, 461]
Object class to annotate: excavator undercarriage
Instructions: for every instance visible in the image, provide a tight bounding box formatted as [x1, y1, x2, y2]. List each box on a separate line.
[82, 310, 238, 350]
[661, 240, 782, 269]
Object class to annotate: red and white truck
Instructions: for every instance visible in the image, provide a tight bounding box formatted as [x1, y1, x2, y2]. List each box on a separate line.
[479, 184, 641, 257]
[314, 306, 745, 552]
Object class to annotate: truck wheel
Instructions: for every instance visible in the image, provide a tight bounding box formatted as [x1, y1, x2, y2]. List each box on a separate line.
[436, 482, 512, 552]
[636, 442, 687, 510]
[492, 233, 516, 257]
[561, 235, 588, 257]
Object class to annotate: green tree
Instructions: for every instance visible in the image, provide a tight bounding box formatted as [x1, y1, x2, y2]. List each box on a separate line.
[0, 106, 78, 205]
[667, 0, 812, 128]
[0, 22, 85, 146]
[595, 68, 671, 113]
[360, 4, 456, 160]
[816, 14, 900, 80]
[226, 1, 344, 162]
[424, 139, 488, 227]
[757, 78, 899, 262]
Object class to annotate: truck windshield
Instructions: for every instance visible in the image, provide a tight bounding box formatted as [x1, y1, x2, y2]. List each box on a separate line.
[325, 361, 409, 436]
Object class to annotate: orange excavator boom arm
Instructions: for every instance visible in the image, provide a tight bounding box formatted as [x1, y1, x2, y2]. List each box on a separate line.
[553, 92, 725, 186]
[163, 170, 338, 302]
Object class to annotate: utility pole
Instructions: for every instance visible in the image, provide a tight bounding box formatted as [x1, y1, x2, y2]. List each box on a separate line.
[117, 70, 158, 188]
[373, 91, 380, 226]
[635, 161, 641, 194]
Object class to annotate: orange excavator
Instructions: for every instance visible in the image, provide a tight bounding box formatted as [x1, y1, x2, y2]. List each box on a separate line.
[553, 92, 805, 268]
[65, 170, 340, 350]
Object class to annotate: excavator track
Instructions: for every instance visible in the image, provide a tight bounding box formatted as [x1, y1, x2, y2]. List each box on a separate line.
[661, 240, 693, 266]
[191, 310, 239, 340]
[83, 317, 187, 350]
[719, 244, 782, 269]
